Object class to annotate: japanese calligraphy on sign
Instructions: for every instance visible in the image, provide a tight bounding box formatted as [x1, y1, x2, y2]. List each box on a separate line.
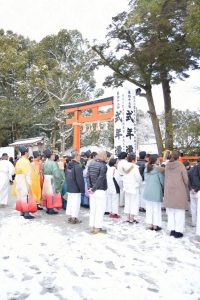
[114, 89, 137, 155]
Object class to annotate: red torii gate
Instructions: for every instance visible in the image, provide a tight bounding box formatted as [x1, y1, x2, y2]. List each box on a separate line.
[60, 97, 114, 151]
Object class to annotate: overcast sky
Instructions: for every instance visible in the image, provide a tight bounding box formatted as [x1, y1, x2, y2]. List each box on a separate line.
[0, 0, 199, 113]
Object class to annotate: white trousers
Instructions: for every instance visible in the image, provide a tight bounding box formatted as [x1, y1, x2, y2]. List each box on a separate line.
[66, 193, 81, 218]
[124, 191, 140, 216]
[167, 208, 185, 233]
[89, 190, 106, 229]
[0, 176, 9, 205]
[145, 201, 162, 227]
[119, 189, 125, 207]
[196, 191, 200, 236]
[139, 182, 146, 209]
[190, 191, 198, 226]
[106, 193, 119, 214]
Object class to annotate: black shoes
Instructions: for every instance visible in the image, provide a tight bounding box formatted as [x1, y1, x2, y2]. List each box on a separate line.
[37, 205, 43, 210]
[170, 230, 183, 238]
[174, 232, 183, 238]
[46, 208, 58, 215]
[23, 213, 35, 219]
[154, 226, 162, 231]
[139, 208, 146, 213]
[129, 219, 139, 224]
[170, 230, 176, 236]
[147, 226, 162, 231]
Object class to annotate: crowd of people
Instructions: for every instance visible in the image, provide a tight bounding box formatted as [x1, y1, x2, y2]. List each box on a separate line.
[0, 146, 200, 240]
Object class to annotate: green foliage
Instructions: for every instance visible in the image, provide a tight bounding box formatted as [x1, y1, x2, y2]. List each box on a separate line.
[160, 109, 200, 148]
[30, 29, 99, 150]
[127, 0, 197, 82]
[173, 109, 200, 148]
[93, 0, 199, 152]
[0, 30, 36, 145]
[0, 29, 100, 150]
[184, 0, 200, 52]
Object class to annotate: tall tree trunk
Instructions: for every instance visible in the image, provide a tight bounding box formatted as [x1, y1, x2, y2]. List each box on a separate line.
[60, 122, 65, 153]
[161, 74, 173, 150]
[146, 88, 164, 155]
[11, 123, 15, 142]
[51, 130, 56, 149]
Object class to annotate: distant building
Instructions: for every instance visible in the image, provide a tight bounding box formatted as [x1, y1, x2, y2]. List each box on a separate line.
[138, 142, 158, 155]
[9, 137, 45, 157]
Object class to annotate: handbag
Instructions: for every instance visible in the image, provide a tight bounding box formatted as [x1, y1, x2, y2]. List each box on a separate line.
[46, 193, 62, 209]
[16, 195, 37, 213]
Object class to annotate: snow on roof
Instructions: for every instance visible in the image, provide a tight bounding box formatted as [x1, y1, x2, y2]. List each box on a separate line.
[9, 137, 44, 146]
[62, 145, 108, 156]
[60, 96, 114, 110]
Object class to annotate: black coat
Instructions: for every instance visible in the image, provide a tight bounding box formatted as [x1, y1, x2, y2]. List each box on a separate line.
[136, 159, 147, 181]
[189, 163, 200, 192]
[86, 159, 107, 192]
[65, 160, 85, 193]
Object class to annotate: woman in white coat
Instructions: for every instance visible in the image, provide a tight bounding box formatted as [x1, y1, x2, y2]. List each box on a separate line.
[123, 153, 142, 223]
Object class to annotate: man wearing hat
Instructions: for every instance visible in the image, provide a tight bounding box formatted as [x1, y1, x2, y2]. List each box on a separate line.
[0, 153, 15, 207]
[15, 145, 36, 219]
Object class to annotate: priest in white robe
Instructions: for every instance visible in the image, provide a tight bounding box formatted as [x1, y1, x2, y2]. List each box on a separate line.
[0, 153, 15, 206]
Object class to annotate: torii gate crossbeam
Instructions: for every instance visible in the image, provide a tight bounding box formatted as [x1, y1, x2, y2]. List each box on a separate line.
[60, 97, 114, 151]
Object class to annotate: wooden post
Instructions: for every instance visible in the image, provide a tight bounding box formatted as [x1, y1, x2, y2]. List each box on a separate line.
[73, 110, 81, 151]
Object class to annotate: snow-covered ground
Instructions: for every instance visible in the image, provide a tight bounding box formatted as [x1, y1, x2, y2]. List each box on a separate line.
[0, 199, 200, 300]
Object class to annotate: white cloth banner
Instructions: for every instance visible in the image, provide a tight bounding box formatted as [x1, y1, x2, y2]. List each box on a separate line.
[114, 89, 137, 155]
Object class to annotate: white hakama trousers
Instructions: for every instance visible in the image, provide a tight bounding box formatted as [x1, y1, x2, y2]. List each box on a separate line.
[119, 188, 125, 207]
[89, 190, 106, 229]
[66, 193, 81, 219]
[106, 192, 119, 214]
[196, 191, 200, 236]
[124, 191, 140, 216]
[167, 208, 185, 233]
[190, 191, 198, 226]
[139, 182, 146, 209]
[0, 174, 9, 205]
[145, 201, 162, 227]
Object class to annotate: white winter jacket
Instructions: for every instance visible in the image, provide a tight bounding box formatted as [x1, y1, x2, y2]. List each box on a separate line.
[117, 159, 130, 176]
[123, 162, 142, 194]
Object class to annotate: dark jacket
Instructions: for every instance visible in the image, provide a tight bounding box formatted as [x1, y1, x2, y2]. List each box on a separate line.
[189, 163, 200, 192]
[86, 159, 107, 192]
[136, 159, 147, 181]
[65, 160, 85, 193]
